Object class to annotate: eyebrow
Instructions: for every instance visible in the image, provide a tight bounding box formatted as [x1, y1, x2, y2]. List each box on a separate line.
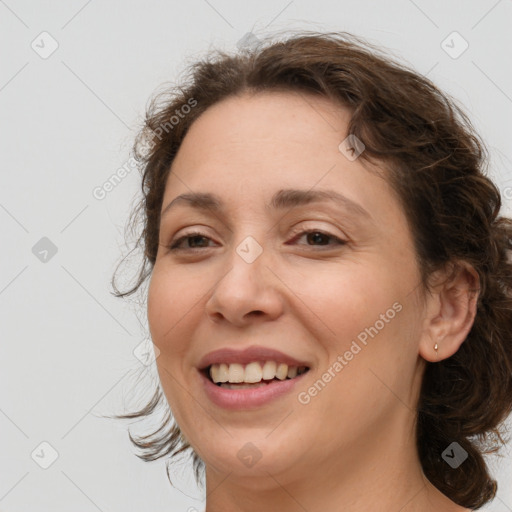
[160, 188, 372, 222]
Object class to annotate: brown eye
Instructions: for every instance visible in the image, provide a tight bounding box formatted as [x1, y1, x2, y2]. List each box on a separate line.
[168, 232, 215, 251]
[288, 229, 346, 248]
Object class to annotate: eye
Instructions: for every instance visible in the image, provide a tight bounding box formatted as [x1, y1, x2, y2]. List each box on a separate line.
[287, 228, 347, 248]
[167, 231, 216, 252]
[165, 227, 347, 253]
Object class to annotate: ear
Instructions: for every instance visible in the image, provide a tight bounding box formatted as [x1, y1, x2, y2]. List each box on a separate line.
[418, 261, 480, 363]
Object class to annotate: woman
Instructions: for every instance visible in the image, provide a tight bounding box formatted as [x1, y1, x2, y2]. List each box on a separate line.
[111, 31, 512, 511]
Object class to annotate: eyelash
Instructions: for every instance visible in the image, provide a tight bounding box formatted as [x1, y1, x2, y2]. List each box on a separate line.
[167, 228, 347, 252]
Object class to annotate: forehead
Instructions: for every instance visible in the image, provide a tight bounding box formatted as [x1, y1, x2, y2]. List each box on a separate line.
[170, 91, 354, 184]
[163, 91, 402, 228]
[183, 90, 352, 146]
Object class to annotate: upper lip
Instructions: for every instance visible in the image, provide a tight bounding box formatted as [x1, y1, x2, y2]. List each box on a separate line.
[197, 345, 311, 370]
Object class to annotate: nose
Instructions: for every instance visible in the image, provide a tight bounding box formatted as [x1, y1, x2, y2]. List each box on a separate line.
[204, 243, 284, 327]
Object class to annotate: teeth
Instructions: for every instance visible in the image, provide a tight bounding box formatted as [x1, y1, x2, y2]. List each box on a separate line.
[244, 362, 263, 383]
[208, 361, 308, 384]
[262, 361, 277, 380]
[276, 363, 288, 380]
[228, 363, 245, 383]
[287, 366, 298, 379]
[210, 363, 229, 383]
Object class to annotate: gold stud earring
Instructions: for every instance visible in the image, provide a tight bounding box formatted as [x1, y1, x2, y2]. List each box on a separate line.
[434, 343, 439, 359]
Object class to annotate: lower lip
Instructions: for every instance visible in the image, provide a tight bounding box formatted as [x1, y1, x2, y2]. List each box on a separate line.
[199, 369, 309, 410]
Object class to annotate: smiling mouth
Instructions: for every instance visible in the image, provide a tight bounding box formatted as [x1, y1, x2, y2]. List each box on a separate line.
[201, 363, 310, 389]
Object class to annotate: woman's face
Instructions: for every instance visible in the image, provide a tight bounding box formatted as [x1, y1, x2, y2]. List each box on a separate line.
[147, 91, 428, 485]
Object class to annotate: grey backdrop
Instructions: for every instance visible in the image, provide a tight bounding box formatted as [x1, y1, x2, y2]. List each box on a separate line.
[1, 0, 511, 510]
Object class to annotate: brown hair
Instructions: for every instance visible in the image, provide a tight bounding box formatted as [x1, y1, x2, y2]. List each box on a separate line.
[109, 30, 512, 509]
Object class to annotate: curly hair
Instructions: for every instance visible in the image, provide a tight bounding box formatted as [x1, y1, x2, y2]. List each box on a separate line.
[109, 30, 512, 509]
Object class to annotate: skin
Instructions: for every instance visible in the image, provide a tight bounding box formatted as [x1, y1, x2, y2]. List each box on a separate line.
[147, 91, 479, 512]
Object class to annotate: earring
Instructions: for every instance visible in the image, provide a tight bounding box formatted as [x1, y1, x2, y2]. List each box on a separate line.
[434, 343, 439, 359]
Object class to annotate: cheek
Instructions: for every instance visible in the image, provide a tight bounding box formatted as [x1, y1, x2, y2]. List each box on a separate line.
[294, 263, 412, 394]
[305, 294, 418, 433]
[290, 262, 394, 345]
[147, 265, 203, 342]
[147, 270, 194, 414]
[147, 271, 170, 343]
[147, 271, 194, 385]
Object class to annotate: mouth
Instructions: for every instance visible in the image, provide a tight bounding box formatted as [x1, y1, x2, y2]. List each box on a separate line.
[200, 362, 310, 389]
[198, 362, 311, 410]
[196, 346, 312, 409]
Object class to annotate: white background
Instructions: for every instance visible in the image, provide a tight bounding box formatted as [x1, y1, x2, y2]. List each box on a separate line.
[1, 0, 511, 510]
